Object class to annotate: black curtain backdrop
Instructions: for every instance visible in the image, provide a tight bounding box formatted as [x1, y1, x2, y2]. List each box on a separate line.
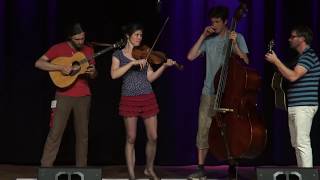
[1, 0, 320, 166]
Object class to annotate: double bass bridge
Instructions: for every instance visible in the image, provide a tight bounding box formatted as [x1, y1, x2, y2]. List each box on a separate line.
[214, 108, 234, 113]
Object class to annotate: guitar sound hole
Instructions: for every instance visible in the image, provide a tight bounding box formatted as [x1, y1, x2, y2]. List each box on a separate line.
[70, 61, 81, 76]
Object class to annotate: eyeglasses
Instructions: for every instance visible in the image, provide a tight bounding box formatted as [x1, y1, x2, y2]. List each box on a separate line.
[289, 35, 299, 39]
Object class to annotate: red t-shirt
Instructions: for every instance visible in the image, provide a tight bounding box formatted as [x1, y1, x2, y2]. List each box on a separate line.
[44, 42, 95, 97]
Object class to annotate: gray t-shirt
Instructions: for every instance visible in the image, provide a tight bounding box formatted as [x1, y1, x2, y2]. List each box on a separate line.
[199, 33, 249, 95]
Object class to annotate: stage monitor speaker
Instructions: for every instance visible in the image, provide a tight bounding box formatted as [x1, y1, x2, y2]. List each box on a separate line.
[38, 167, 102, 180]
[256, 167, 319, 180]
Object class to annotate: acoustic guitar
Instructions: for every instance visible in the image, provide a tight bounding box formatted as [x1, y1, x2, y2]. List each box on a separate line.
[271, 71, 287, 110]
[269, 40, 287, 111]
[49, 39, 125, 88]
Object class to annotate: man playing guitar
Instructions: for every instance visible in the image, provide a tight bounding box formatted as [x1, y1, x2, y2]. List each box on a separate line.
[35, 23, 96, 167]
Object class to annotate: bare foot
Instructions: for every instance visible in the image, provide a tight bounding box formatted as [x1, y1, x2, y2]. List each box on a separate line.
[129, 173, 136, 180]
[144, 169, 160, 180]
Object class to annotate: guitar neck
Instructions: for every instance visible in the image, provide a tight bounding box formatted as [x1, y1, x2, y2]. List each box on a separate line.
[93, 45, 115, 59]
[79, 45, 116, 64]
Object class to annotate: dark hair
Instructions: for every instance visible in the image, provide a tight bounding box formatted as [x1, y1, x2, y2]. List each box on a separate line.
[65, 22, 84, 38]
[292, 25, 313, 45]
[208, 6, 229, 21]
[122, 22, 144, 37]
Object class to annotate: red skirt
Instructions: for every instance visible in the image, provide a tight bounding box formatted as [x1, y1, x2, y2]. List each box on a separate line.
[119, 93, 159, 118]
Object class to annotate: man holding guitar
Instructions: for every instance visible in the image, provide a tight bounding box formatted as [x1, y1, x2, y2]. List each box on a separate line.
[265, 25, 320, 167]
[35, 23, 96, 167]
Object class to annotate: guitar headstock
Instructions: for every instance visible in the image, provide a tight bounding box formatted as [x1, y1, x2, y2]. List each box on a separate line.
[268, 39, 275, 53]
[113, 38, 126, 49]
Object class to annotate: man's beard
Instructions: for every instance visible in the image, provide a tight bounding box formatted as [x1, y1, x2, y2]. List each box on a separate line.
[290, 42, 299, 49]
[71, 41, 84, 51]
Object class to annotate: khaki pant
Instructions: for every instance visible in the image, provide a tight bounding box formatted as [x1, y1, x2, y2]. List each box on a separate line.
[288, 106, 318, 167]
[196, 95, 216, 149]
[41, 95, 91, 167]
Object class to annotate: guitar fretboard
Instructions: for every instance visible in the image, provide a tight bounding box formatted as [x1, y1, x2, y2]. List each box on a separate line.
[78, 45, 116, 65]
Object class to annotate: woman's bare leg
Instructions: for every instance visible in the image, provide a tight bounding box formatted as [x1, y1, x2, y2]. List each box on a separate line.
[143, 115, 159, 180]
[124, 117, 138, 179]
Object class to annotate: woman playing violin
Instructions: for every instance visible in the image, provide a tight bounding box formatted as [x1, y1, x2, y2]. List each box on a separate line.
[111, 22, 176, 180]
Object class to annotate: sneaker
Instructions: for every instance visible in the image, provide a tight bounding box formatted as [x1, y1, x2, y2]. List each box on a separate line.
[187, 167, 207, 179]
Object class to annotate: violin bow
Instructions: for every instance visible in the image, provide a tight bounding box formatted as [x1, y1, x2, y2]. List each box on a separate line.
[145, 17, 170, 60]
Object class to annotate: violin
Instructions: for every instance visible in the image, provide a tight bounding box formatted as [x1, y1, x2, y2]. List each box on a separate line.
[132, 45, 183, 70]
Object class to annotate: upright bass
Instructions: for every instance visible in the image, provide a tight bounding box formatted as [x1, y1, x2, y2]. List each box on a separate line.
[208, 3, 267, 164]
